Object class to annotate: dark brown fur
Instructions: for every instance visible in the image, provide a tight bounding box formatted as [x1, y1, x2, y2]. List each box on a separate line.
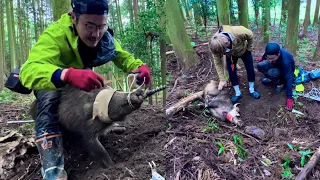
[30, 85, 144, 168]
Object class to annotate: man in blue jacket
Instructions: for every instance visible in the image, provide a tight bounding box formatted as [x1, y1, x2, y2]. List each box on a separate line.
[257, 42, 295, 110]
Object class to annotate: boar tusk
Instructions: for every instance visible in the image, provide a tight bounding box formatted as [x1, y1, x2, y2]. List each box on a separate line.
[233, 103, 240, 108]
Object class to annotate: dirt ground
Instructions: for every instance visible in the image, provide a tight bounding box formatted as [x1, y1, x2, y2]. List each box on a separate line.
[165, 26, 320, 180]
[0, 100, 167, 180]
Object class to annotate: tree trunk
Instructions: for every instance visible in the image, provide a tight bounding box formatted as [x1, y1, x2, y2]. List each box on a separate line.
[17, 0, 24, 66]
[36, 0, 44, 33]
[52, 0, 71, 21]
[192, 1, 203, 37]
[252, 0, 260, 28]
[160, 40, 166, 107]
[5, 0, 17, 71]
[0, 0, 4, 91]
[273, 0, 276, 26]
[128, 0, 134, 27]
[237, 0, 249, 28]
[302, 0, 311, 37]
[262, 0, 270, 43]
[166, 0, 200, 71]
[115, 0, 124, 36]
[133, 0, 139, 24]
[285, 0, 300, 55]
[181, 0, 190, 18]
[313, 0, 320, 26]
[216, 0, 230, 26]
[278, 0, 287, 41]
[313, 24, 320, 60]
[32, 0, 38, 41]
[229, 0, 236, 24]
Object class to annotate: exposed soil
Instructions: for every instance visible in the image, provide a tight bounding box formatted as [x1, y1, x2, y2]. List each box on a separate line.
[165, 25, 320, 180]
[0, 101, 167, 180]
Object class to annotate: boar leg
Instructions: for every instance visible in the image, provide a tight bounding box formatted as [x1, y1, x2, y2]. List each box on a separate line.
[83, 135, 114, 168]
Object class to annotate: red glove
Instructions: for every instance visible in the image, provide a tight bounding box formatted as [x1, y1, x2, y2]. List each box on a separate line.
[257, 56, 263, 62]
[63, 68, 104, 92]
[133, 65, 151, 85]
[286, 98, 294, 110]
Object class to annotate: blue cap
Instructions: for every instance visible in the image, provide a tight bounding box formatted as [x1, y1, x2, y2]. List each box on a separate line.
[265, 42, 280, 55]
[71, 0, 108, 15]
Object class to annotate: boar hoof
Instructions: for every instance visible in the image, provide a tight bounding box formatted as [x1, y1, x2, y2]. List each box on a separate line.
[233, 119, 244, 127]
[101, 159, 115, 168]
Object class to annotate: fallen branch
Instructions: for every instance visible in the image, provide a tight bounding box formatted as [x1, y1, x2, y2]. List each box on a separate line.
[295, 146, 320, 180]
[166, 91, 204, 117]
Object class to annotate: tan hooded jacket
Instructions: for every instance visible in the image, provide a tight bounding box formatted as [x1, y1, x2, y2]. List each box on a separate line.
[209, 25, 254, 81]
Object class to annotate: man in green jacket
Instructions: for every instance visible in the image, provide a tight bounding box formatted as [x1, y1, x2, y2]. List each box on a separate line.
[19, 0, 151, 179]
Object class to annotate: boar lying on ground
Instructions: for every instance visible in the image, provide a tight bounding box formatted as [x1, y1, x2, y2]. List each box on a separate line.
[29, 85, 145, 168]
[204, 80, 243, 127]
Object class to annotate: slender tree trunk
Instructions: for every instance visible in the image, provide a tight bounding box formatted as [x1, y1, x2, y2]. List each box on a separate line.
[262, 0, 270, 43]
[17, 0, 24, 65]
[237, 0, 249, 28]
[181, 0, 190, 18]
[128, 0, 134, 27]
[302, 0, 311, 37]
[313, 0, 320, 26]
[166, 0, 200, 71]
[52, 0, 71, 21]
[133, 0, 139, 24]
[5, 0, 17, 71]
[313, 23, 320, 59]
[229, 0, 236, 24]
[252, 0, 260, 28]
[36, 0, 44, 33]
[32, 0, 38, 41]
[279, 0, 287, 40]
[115, 0, 124, 36]
[273, 0, 276, 26]
[216, 0, 230, 26]
[285, 0, 300, 55]
[0, 0, 5, 91]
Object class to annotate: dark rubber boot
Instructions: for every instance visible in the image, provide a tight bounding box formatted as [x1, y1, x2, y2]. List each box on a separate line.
[35, 133, 68, 180]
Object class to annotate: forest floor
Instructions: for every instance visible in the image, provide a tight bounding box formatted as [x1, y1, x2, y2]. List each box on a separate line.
[0, 97, 166, 179]
[165, 25, 320, 180]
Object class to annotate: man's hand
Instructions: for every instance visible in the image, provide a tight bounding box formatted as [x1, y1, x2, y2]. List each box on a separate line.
[133, 65, 151, 85]
[257, 56, 263, 62]
[286, 98, 294, 110]
[218, 81, 227, 90]
[62, 68, 104, 92]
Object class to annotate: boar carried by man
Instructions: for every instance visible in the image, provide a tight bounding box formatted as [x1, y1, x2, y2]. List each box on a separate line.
[11, 0, 151, 179]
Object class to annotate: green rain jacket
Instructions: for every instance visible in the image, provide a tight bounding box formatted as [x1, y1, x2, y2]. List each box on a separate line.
[20, 13, 144, 90]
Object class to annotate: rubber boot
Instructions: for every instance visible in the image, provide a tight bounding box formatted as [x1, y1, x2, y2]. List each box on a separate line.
[35, 133, 68, 180]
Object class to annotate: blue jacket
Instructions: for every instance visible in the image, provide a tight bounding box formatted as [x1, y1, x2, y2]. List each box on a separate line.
[262, 48, 295, 99]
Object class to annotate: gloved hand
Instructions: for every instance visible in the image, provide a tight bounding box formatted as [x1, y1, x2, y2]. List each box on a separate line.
[257, 56, 263, 62]
[218, 81, 226, 90]
[63, 67, 104, 92]
[133, 65, 151, 85]
[108, 88, 145, 121]
[286, 98, 294, 110]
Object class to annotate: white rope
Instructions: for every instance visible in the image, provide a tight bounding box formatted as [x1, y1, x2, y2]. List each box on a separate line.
[126, 73, 145, 109]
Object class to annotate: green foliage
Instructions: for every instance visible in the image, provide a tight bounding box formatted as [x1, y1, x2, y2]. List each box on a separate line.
[18, 123, 35, 136]
[299, 150, 313, 167]
[216, 141, 225, 155]
[201, 117, 221, 133]
[0, 88, 34, 104]
[233, 135, 248, 158]
[281, 156, 294, 179]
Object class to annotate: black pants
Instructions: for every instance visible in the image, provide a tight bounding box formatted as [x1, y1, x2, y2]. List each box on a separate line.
[226, 50, 255, 86]
[34, 90, 61, 139]
[257, 61, 284, 85]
